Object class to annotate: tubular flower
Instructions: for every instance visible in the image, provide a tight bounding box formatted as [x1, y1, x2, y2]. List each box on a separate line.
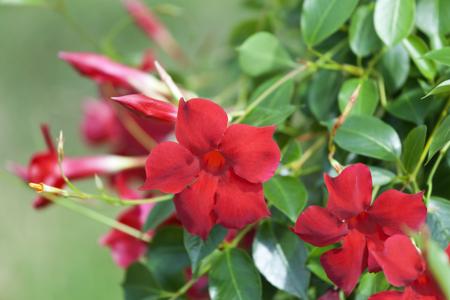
[368, 236, 448, 300]
[12, 125, 146, 209]
[141, 98, 280, 239]
[293, 163, 427, 295]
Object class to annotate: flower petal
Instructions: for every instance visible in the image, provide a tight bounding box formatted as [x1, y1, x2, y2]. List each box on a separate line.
[219, 124, 280, 183]
[320, 230, 367, 295]
[173, 172, 218, 239]
[175, 98, 228, 155]
[318, 290, 340, 300]
[370, 235, 425, 287]
[293, 206, 348, 247]
[369, 190, 426, 236]
[325, 163, 372, 219]
[214, 171, 270, 229]
[111, 94, 177, 122]
[141, 142, 199, 193]
[368, 291, 404, 300]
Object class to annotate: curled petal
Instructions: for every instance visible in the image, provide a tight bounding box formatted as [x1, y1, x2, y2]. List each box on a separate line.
[293, 206, 348, 247]
[142, 142, 199, 193]
[368, 291, 404, 300]
[369, 190, 426, 236]
[325, 163, 372, 219]
[176, 98, 228, 155]
[321, 230, 367, 295]
[174, 172, 218, 239]
[214, 171, 270, 229]
[112, 94, 177, 122]
[220, 124, 280, 183]
[370, 235, 425, 287]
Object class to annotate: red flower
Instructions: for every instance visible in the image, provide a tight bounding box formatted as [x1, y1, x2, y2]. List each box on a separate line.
[369, 236, 448, 300]
[12, 125, 146, 209]
[141, 98, 280, 239]
[293, 163, 427, 294]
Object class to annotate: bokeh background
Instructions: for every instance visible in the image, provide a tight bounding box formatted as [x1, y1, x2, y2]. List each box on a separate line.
[0, 1, 247, 299]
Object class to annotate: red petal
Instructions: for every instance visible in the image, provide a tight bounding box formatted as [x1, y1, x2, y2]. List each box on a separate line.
[214, 171, 270, 229]
[370, 235, 424, 287]
[112, 94, 177, 122]
[173, 172, 218, 239]
[369, 190, 426, 235]
[141, 142, 199, 193]
[219, 124, 280, 183]
[446, 244, 450, 259]
[318, 290, 340, 300]
[175, 98, 228, 155]
[321, 230, 367, 295]
[293, 206, 348, 247]
[368, 291, 404, 300]
[325, 163, 372, 219]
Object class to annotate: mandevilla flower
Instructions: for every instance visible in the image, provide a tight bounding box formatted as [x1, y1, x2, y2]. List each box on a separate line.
[141, 98, 280, 239]
[293, 163, 427, 294]
[369, 236, 449, 300]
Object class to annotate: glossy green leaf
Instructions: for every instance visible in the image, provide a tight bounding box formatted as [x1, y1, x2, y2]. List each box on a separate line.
[354, 272, 389, 300]
[147, 226, 190, 290]
[183, 225, 227, 273]
[307, 69, 342, 121]
[122, 263, 162, 300]
[264, 175, 308, 223]
[349, 5, 382, 57]
[307, 260, 333, 285]
[378, 44, 410, 92]
[374, 0, 415, 46]
[209, 248, 262, 300]
[416, 0, 450, 37]
[425, 239, 450, 299]
[252, 221, 310, 299]
[238, 32, 294, 77]
[427, 197, 450, 248]
[425, 47, 450, 66]
[301, 0, 358, 46]
[402, 35, 436, 81]
[370, 166, 396, 186]
[428, 115, 450, 160]
[143, 200, 174, 231]
[281, 140, 302, 165]
[402, 126, 427, 173]
[335, 115, 402, 161]
[386, 89, 430, 124]
[338, 78, 379, 116]
[424, 80, 450, 98]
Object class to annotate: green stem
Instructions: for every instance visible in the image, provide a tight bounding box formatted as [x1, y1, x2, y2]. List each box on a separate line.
[167, 277, 198, 300]
[425, 141, 450, 203]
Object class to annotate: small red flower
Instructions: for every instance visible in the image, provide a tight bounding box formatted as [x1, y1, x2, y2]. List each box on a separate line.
[293, 163, 427, 294]
[369, 236, 448, 300]
[141, 98, 280, 239]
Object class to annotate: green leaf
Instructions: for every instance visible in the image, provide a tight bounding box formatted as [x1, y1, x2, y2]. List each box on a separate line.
[143, 200, 174, 231]
[374, 0, 415, 46]
[354, 272, 389, 300]
[281, 140, 303, 165]
[425, 47, 450, 66]
[238, 32, 294, 77]
[370, 166, 396, 186]
[252, 221, 310, 299]
[307, 70, 342, 121]
[307, 260, 333, 285]
[147, 226, 190, 290]
[338, 78, 379, 116]
[427, 197, 450, 248]
[378, 44, 410, 92]
[0, 0, 46, 5]
[263, 175, 308, 223]
[241, 76, 296, 126]
[209, 248, 262, 300]
[183, 225, 227, 273]
[425, 239, 450, 299]
[402, 35, 436, 81]
[416, 0, 450, 38]
[335, 115, 402, 161]
[301, 0, 358, 46]
[386, 89, 430, 124]
[428, 115, 450, 160]
[122, 263, 162, 300]
[349, 5, 382, 57]
[401, 126, 427, 173]
[424, 80, 450, 98]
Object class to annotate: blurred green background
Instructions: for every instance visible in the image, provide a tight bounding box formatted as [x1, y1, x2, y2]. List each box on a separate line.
[0, 1, 246, 299]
